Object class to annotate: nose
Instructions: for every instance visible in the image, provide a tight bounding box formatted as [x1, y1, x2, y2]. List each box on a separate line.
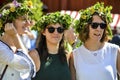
[97, 25, 101, 29]
[54, 29, 59, 34]
[25, 20, 31, 27]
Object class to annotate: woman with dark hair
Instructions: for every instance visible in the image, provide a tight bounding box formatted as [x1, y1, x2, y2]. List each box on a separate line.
[70, 2, 120, 80]
[29, 12, 73, 80]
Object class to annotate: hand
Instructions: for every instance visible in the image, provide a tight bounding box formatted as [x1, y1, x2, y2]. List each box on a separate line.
[24, 28, 35, 39]
[4, 23, 18, 52]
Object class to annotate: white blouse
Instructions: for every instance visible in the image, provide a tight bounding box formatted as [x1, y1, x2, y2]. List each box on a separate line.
[0, 41, 35, 80]
[73, 42, 119, 80]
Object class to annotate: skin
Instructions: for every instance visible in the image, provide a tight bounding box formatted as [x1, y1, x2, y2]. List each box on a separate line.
[13, 15, 35, 39]
[64, 27, 77, 45]
[43, 23, 63, 50]
[0, 16, 37, 71]
[69, 15, 120, 80]
[0, 23, 27, 53]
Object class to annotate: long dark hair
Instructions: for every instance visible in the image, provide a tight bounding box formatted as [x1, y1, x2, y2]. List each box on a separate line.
[36, 30, 67, 64]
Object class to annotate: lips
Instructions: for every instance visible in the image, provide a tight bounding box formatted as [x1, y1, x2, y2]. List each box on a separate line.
[94, 33, 100, 36]
[93, 33, 101, 39]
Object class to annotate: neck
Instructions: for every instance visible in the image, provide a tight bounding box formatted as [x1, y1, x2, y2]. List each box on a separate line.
[47, 42, 59, 54]
[84, 40, 104, 51]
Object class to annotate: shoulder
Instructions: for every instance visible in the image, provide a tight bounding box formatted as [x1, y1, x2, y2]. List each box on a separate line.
[65, 50, 72, 65]
[103, 42, 119, 55]
[0, 40, 8, 47]
[29, 49, 40, 72]
[105, 42, 119, 49]
[72, 45, 83, 55]
[29, 49, 39, 58]
[65, 50, 71, 59]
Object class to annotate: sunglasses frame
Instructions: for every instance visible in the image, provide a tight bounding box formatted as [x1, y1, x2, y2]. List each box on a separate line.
[46, 26, 64, 34]
[90, 22, 107, 29]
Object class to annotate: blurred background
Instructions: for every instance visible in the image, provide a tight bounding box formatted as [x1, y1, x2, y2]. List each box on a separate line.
[0, 0, 120, 13]
[41, 0, 120, 13]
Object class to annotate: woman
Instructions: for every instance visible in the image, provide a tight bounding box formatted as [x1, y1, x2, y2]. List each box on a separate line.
[64, 27, 77, 52]
[70, 2, 120, 80]
[29, 12, 73, 80]
[0, 0, 36, 80]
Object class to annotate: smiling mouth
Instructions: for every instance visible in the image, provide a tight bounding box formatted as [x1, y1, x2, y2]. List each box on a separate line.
[94, 33, 101, 37]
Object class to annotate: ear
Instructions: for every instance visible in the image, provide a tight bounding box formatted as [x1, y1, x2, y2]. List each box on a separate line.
[42, 30, 46, 36]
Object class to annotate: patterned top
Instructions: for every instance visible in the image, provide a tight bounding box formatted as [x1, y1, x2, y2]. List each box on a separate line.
[0, 40, 35, 80]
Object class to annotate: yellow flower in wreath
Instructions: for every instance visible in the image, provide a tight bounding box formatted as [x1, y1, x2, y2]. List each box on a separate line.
[0, 20, 2, 29]
[10, 6, 15, 12]
[89, 7, 95, 14]
[81, 15, 86, 19]
[99, 7, 104, 13]
[27, 1, 33, 8]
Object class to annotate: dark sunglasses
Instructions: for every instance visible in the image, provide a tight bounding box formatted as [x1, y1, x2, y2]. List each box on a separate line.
[90, 22, 107, 29]
[46, 26, 64, 33]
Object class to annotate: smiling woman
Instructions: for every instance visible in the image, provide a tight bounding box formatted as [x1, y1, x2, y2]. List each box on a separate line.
[29, 12, 73, 80]
[0, 0, 38, 80]
[69, 2, 120, 80]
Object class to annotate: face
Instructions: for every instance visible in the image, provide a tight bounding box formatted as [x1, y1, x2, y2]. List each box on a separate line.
[43, 23, 64, 45]
[13, 15, 31, 35]
[64, 27, 77, 45]
[89, 15, 107, 42]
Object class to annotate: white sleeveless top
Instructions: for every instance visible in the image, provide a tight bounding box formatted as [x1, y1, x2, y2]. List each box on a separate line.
[73, 42, 119, 80]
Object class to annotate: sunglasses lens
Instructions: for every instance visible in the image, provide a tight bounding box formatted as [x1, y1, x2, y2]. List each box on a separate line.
[100, 23, 107, 29]
[91, 23, 106, 29]
[48, 27, 55, 33]
[91, 23, 99, 29]
[47, 27, 64, 33]
[57, 27, 64, 33]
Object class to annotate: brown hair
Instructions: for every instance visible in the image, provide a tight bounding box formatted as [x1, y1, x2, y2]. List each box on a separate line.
[78, 12, 108, 43]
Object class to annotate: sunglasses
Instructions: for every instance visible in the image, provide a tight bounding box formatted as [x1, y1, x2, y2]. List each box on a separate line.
[46, 26, 64, 33]
[90, 22, 107, 29]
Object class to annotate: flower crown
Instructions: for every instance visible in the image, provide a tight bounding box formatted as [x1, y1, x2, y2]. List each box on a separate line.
[33, 12, 73, 32]
[0, 0, 34, 34]
[74, 2, 113, 33]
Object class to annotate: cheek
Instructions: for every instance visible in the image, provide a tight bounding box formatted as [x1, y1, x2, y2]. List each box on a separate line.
[89, 28, 93, 35]
[101, 30, 105, 35]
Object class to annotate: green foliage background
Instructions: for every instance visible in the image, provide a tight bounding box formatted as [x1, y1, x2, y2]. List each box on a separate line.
[0, 0, 43, 32]
[0, 0, 43, 22]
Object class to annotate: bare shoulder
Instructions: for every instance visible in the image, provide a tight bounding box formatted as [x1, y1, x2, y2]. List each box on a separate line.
[117, 48, 120, 75]
[69, 52, 76, 80]
[65, 51, 71, 58]
[69, 52, 74, 63]
[118, 48, 120, 53]
[64, 51, 70, 65]
[29, 49, 40, 72]
[117, 48, 120, 58]
[29, 49, 39, 57]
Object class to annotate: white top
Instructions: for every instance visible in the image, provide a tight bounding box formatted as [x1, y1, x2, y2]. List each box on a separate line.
[73, 42, 119, 80]
[0, 41, 35, 80]
[21, 34, 31, 50]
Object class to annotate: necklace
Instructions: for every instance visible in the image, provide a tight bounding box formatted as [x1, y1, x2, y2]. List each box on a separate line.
[45, 56, 53, 68]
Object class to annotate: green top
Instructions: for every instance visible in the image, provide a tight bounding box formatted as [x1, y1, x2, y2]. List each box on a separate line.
[32, 54, 71, 80]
